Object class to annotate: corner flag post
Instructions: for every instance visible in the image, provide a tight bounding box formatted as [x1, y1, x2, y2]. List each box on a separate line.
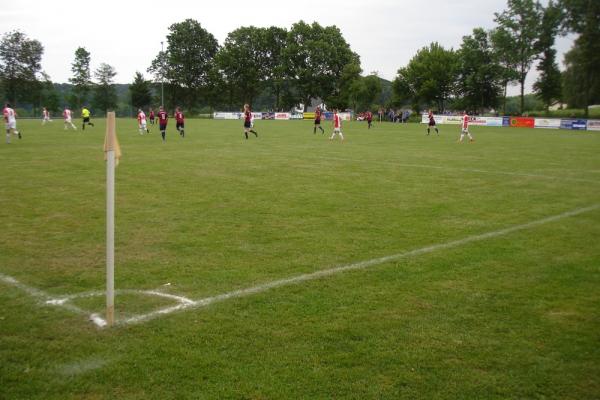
[104, 111, 120, 327]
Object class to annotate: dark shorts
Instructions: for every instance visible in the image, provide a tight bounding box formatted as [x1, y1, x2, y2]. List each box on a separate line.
[176, 122, 184, 129]
[428, 121, 436, 126]
[244, 120, 251, 128]
[160, 123, 167, 131]
[314, 119, 321, 125]
[83, 117, 90, 123]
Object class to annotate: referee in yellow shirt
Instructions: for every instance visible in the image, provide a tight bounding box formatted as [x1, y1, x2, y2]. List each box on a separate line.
[81, 106, 94, 130]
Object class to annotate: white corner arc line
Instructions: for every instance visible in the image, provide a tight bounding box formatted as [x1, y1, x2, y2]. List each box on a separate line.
[119, 204, 600, 326]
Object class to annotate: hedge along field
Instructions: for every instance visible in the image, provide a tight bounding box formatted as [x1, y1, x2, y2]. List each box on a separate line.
[1, 117, 599, 399]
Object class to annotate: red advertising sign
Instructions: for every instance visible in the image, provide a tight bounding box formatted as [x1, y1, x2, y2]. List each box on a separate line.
[510, 117, 535, 128]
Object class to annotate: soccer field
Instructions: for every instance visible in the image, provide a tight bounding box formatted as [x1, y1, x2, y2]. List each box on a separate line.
[1, 118, 599, 399]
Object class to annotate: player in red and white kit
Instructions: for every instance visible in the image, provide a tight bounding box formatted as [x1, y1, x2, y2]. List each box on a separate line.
[42, 107, 52, 125]
[458, 111, 474, 143]
[175, 107, 185, 138]
[243, 104, 258, 139]
[427, 110, 439, 136]
[329, 109, 344, 142]
[63, 107, 77, 130]
[3, 103, 21, 143]
[313, 106, 324, 134]
[157, 106, 168, 142]
[137, 109, 149, 135]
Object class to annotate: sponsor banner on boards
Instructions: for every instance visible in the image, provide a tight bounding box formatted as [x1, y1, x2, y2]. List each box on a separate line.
[534, 118, 561, 129]
[560, 119, 587, 130]
[510, 117, 535, 128]
[586, 119, 600, 131]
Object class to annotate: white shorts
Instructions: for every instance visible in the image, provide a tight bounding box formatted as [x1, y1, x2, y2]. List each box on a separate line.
[139, 122, 147, 130]
[334, 128, 341, 133]
[65, 118, 72, 123]
[461, 128, 469, 134]
[6, 120, 16, 130]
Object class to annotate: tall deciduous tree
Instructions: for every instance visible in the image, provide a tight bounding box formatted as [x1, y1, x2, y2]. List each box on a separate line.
[216, 26, 270, 107]
[533, 0, 563, 110]
[490, 27, 520, 114]
[148, 19, 219, 110]
[69, 47, 92, 109]
[284, 21, 360, 109]
[0, 30, 44, 105]
[92, 63, 117, 112]
[392, 42, 458, 113]
[457, 28, 503, 113]
[129, 71, 153, 110]
[494, 0, 542, 115]
[560, 0, 600, 117]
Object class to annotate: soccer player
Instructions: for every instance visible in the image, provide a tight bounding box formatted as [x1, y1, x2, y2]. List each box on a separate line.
[458, 111, 474, 143]
[157, 106, 168, 142]
[42, 107, 52, 125]
[137, 109, 149, 135]
[3, 103, 21, 143]
[427, 110, 439, 135]
[149, 108, 155, 125]
[175, 107, 185, 138]
[81, 106, 94, 130]
[313, 106, 324, 134]
[329, 109, 344, 142]
[366, 110, 373, 129]
[63, 107, 77, 130]
[243, 104, 258, 139]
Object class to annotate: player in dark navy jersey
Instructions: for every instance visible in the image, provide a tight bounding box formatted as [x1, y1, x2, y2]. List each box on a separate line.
[243, 104, 258, 139]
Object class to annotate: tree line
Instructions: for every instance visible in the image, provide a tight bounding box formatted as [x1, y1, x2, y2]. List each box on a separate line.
[0, 0, 598, 117]
[393, 0, 600, 117]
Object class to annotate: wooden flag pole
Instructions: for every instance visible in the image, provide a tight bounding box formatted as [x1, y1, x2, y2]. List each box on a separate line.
[105, 112, 116, 327]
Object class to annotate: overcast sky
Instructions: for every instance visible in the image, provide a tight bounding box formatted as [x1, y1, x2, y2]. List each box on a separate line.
[1, 0, 574, 96]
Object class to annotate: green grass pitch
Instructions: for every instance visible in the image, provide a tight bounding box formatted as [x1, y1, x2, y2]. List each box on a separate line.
[1, 117, 599, 399]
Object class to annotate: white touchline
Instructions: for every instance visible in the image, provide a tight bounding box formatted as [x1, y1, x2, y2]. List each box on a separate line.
[302, 155, 600, 184]
[119, 204, 600, 326]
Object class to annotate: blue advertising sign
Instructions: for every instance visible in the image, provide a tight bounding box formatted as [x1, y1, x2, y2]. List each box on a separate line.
[560, 119, 587, 130]
[502, 116, 511, 127]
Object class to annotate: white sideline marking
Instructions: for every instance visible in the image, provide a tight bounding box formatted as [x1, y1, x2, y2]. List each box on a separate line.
[306, 155, 600, 184]
[1, 205, 598, 328]
[119, 204, 600, 326]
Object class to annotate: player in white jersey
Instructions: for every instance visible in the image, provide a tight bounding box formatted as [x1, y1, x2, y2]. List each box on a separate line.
[137, 109, 149, 134]
[329, 109, 344, 141]
[458, 111, 474, 143]
[63, 107, 77, 130]
[3, 103, 21, 143]
[42, 107, 52, 125]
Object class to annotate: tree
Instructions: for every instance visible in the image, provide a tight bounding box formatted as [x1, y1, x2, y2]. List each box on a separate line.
[148, 19, 219, 110]
[69, 47, 92, 109]
[129, 71, 153, 110]
[561, 0, 600, 117]
[284, 21, 360, 110]
[490, 27, 520, 114]
[216, 26, 270, 107]
[562, 42, 600, 110]
[346, 74, 382, 111]
[457, 28, 503, 113]
[92, 63, 117, 112]
[263, 26, 289, 111]
[392, 42, 459, 113]
[494, 0, 543, 115]
[0, 30, 44, 105]
[533, 0, 563, 110]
